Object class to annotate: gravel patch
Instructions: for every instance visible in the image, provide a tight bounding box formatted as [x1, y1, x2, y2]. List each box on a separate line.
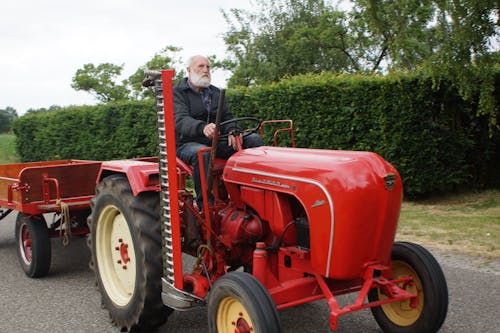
[428, 246, 500, 275]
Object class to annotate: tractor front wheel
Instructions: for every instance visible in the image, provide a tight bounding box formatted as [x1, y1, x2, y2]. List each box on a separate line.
[88, 175, 171, 332]
[208, 272, 282, 333]
[368, 242, 448, 333]
[15, 213, 51, 278]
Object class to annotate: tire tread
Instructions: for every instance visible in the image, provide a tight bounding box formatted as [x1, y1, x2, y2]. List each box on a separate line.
[87, 175, 171, 332]
[369, 241, 448, 333]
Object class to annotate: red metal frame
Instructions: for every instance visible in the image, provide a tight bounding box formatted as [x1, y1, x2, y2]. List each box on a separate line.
[251, 242, 416, 330]
[260, 119, 295, 147]
[161, 69, 185, 290]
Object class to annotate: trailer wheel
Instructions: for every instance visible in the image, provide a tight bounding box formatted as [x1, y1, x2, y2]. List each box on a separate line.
[15, 213, 51, 278]
[368, 242, 448, 333]
[208, 272, 282, 333]
[88, 175, 171, 332]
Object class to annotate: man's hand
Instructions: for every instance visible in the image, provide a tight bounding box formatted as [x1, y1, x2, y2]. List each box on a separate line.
[203, 123, 216, 138]
[228, 133, 243, 151]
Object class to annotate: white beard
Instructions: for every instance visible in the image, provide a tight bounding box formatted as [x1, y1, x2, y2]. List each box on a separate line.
[190, 71, 211, 88]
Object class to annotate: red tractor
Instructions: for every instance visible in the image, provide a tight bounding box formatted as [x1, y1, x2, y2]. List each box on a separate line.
[0, 69, 448, 332]
[86, 70, 447, 332]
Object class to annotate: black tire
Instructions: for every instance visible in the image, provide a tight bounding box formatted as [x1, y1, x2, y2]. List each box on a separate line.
[88, 175, 171, 332]
[15, 213, 51, 278]
[368, 242, 448, 333]
[208, 272, 282, 333]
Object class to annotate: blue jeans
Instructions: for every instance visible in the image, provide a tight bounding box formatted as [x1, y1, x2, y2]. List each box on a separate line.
[177, 133, 263, 209]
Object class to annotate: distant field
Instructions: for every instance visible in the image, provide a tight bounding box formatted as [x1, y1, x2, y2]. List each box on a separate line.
[0, 133, 19, 164]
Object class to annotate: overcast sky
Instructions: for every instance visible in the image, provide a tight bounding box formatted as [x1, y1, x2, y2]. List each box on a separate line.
[0, 0, 253, 115]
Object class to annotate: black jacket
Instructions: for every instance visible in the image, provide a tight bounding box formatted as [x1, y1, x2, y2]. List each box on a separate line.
[173, 78, 233, 147]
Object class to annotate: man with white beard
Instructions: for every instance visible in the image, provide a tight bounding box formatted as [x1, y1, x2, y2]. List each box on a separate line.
[173, 55, 263, 210]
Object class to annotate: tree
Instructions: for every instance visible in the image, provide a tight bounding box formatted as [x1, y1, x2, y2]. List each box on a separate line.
[352, 0, 499, 132]
[128, 45, 185, 100]
[71, 63, 130, 102]
[222, 0, 499, 131]
[71, 46, 185, 102]
[0, 107, 18, 133]
[221, 0, 358, 86]
[348, 0, 437, 72]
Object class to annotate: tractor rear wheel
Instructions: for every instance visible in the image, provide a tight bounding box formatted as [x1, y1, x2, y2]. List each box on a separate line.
[368, 242, 448, 333]
[15, 213, 51, 278]
[88, 175, 171, 332]
[208, 272, 282, 333]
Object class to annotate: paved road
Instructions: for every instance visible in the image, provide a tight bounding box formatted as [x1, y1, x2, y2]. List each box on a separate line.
[0, 211, 499, 333]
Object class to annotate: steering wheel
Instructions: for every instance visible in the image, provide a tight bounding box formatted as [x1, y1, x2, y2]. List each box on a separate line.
[219, 117, 262, 138]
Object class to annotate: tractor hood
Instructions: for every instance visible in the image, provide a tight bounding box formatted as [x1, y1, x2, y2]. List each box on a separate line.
[223, 146, 403, 279]
[223, 146, 397, 192]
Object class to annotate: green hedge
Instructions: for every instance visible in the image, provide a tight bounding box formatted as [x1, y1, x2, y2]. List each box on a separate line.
[227, 72, 499, 197]
[13, 101, 158, 162]
[13, 72, 499, 197]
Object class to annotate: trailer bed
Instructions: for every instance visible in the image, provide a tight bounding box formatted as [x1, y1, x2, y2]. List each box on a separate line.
[0, 160, 101, 215]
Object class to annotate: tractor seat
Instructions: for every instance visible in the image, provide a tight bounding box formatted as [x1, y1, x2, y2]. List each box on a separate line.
[176, 157, 226, 177]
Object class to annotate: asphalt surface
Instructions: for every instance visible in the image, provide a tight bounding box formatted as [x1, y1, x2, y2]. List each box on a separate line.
[0, 211, 499, 333]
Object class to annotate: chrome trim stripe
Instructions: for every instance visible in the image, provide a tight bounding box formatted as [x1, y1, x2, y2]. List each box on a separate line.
[232, 167, 335, 277]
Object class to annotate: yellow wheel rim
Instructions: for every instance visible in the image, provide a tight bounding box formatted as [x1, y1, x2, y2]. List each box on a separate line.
[378, 260, 424, 326]
[96, 205, 137, 306]
[217, 296, 254, 333]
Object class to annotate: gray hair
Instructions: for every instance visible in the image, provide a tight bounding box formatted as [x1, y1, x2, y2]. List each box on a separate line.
[186, 55, 209, 68]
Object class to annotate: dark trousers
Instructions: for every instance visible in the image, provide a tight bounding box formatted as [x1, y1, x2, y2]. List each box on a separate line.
[176, 133, 263, 209]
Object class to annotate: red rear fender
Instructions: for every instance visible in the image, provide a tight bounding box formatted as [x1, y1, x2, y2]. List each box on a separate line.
[98, 160, 159, 196]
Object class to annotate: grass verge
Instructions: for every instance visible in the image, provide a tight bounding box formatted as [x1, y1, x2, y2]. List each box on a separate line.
[397, 190, 500, 259]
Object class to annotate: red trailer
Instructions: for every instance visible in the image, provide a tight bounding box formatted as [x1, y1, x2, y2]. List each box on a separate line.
[0, 160, 101, 277]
